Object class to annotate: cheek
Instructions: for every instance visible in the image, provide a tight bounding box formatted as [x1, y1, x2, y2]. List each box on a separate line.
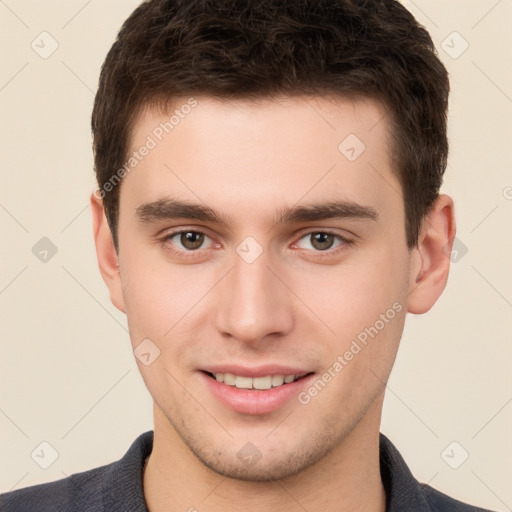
[310, 252, 407, 324]
[119, 260, 207, 398]
[295, 241, 410, 371]
[119, 246, 218, 359]
[293, 253, 408, 413]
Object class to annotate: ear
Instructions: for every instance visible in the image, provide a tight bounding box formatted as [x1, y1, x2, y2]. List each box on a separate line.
[90, 192, 126, 313]
[407, 194, 456, 314]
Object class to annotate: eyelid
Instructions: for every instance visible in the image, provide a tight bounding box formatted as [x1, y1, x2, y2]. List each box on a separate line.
[290, 229, 354, 253]
[160, 224, 216, 239]
[158, 226, 354, 258]
[292, 228, 353, 243]
[159, 227, 221, 254]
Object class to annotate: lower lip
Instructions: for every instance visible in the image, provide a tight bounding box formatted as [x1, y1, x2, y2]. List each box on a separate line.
[200, 372, 316, 415]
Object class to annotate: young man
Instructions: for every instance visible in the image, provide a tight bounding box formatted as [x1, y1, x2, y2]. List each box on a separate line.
[0, 0, 495, 511]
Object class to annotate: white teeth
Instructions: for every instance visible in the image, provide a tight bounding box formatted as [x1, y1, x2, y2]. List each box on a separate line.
[224, 373, 236, 385]
[235, 376, 252, 389]
[253, 376, 272, 390]
[271, 375, 284, 386]
[212, 373, 302, 389]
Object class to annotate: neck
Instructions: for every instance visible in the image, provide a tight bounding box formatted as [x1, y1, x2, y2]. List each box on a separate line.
[143, 398, 386, 512]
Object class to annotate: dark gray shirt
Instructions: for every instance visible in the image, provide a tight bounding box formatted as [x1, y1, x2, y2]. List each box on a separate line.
[0, 431, 494, 511]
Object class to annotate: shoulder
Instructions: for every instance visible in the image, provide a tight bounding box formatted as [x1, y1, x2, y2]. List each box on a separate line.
[420, 483, 495, 512]
[0, 464, 111, 512]
[0, 431, 153, 512]
[379, 433, 496, 512]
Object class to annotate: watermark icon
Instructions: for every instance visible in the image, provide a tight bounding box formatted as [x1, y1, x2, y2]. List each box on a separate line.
[298, 301, 403, 405]
[94, 97, 198, 200]
[444, 236, 468, 263]
[237, 442, 263, 467]
[441, 441, 469, 469]
[31, 31, 59, 59]
[503, 186, 512, 200]
[31, 441, 59, 469]
[32, 237, 58, 263]
[338, 133, 366, 162]
[441, 31, 469, 60]
[134, 338, 161, 366]
[236, 236, 264, 263]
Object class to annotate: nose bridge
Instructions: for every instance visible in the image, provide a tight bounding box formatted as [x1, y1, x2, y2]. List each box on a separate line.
[215, 248, 294, 343]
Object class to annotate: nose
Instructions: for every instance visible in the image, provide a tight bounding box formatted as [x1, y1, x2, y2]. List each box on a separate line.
[214, 249, 295, 346]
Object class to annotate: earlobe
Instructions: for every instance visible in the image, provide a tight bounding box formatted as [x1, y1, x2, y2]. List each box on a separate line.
[407, 194, 456, 314]
[90, 192, 126, 313]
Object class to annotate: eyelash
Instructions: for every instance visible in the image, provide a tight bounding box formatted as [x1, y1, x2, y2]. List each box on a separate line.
[159, 229, 354, 259]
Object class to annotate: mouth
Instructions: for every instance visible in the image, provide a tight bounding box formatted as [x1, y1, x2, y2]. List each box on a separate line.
[202, 371, 313, 390]
[199, 368, 316, 415]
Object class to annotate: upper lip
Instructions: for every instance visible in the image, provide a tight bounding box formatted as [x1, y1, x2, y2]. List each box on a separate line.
[201, 365, 312, 378]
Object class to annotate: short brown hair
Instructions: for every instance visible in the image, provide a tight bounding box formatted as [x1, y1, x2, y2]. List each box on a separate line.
[92, 0, 449, 250]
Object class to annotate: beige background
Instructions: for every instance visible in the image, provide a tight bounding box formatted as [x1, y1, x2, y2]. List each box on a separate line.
[0, 0, 511, 510]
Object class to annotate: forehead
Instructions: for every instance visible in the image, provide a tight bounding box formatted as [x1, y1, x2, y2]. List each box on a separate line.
[120, 95, 401, 225]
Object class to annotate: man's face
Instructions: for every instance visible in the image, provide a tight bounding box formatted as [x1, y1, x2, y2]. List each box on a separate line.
[115, 96, 414, 480]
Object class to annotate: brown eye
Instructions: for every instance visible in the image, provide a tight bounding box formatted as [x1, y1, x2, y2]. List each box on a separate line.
[164, 231, 208, 251]
[310, 232, 335, 250]
[179, 231, 205, 250]
[294, 231, 347, 252]
[161, 229, 217, 257]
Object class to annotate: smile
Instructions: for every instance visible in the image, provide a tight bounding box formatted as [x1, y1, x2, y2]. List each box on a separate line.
[205, 372, 308, 390]
[200, 369, 315, 414]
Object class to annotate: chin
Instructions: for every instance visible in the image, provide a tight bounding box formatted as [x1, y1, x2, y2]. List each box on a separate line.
[172, 417, 342, 482]
[196, 446, 329, 482]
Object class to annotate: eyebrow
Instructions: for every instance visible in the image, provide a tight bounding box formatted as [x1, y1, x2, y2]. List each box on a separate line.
[136, 199, 225, 224]
[275, 201, 379, 224]
[135, 198, 379, 226]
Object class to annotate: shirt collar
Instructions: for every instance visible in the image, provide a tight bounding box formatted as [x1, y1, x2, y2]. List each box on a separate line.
[102, 430, 432, 511]
[380, 433, 432, 511]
